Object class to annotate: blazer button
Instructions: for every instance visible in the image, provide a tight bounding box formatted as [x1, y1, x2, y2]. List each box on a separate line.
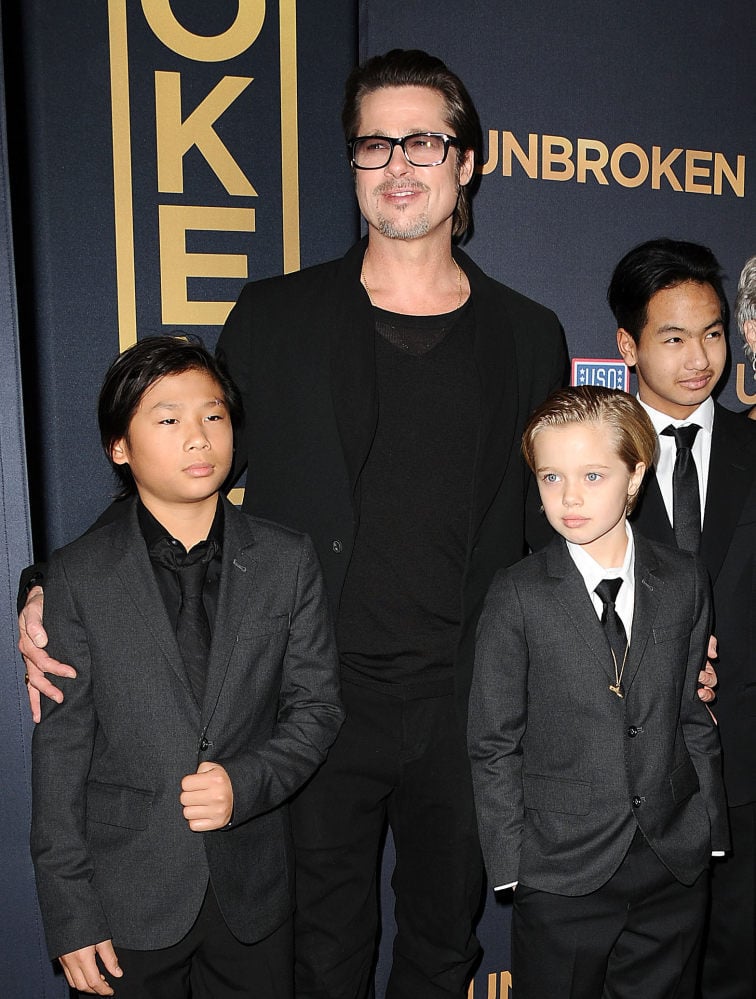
[199, 737, 209, 751]
[628, 726, 638, 738]
[632, 795, 642, 808]
[332, 539, 343, 553]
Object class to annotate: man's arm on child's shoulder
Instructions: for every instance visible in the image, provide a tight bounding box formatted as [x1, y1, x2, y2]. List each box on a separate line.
[467, 569, 529, 891]
[18, 501, 131, 721]
[59, 941, 122, 996]
[212, 534, 344, 825]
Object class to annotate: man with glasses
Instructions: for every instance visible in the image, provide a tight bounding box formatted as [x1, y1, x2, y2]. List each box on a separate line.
[228, 49, 566, 999]
[21, 50, 567, 999]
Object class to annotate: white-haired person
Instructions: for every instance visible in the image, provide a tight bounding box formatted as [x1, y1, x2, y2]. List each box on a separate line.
[736, 254, 756, 419]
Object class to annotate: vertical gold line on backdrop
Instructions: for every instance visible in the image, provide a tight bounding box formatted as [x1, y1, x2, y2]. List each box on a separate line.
[279, 0, 300, 274]
[108, 0, 138, 351]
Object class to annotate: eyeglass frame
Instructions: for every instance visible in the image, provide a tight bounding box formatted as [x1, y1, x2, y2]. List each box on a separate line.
[347, 132, 462, 170]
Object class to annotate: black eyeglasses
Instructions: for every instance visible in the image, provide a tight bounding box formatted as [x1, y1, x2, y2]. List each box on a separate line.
[348, 132, 461, 170]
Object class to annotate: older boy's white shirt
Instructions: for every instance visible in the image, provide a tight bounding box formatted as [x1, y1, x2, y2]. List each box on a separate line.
[494, 525, 636, 890]
[638, 396, 714, 530]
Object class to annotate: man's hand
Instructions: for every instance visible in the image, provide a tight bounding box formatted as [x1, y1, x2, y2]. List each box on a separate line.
[17, 586, 76, 722]
[697, 634, 718, 705]
[180, 762, 234, 831]
[59, 940, 122, 996]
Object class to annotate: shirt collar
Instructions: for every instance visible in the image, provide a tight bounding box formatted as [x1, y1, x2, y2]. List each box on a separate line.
[137, 496, 224, 556]
[637, 395, 714, 436]
[566, 521, 635, 593]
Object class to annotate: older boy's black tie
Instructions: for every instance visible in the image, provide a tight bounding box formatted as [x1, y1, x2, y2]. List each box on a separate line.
[661, 424, 701, 552]
[595, 578, 628, 697]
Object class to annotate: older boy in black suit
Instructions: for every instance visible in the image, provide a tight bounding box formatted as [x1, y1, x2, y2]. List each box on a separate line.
[611, 239, 756, 999]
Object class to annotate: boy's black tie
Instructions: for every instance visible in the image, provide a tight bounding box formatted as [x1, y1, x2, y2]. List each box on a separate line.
[175, 556, 212, 706]
[661, 424, 701, 552]
[595, 578, 628, 697]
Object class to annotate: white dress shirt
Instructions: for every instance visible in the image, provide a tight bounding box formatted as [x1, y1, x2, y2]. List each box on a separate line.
[638, 396, 714, 530]
[566, 521, 635, 639]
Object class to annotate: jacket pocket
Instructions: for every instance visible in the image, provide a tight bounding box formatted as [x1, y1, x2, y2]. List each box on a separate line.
[523, 773, 592, 815]
[86, 780, 154, 830]
[237, 613, 290, 639]
[653, 622, 691, 644]
[669, 759, 700, 805]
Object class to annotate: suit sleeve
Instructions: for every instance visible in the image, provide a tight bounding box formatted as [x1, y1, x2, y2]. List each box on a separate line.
[467, 570, 529, 889]
[680, 557, 730, 851]
[218, 534, 344, 824]
[30, 554, 111, 959]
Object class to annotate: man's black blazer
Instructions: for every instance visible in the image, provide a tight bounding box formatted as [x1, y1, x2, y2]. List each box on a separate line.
[217, 238, 568, 711]
[631, 404, 756, 806]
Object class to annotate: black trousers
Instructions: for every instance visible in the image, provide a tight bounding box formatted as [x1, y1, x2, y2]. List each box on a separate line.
[700, 800, 756, 999]
[101, 885, 293, 999]
[512, 829, 709, 999]
[289, 679, 484, 999]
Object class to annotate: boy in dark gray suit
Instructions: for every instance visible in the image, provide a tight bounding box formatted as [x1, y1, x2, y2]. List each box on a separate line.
[30, 337, 343, 998]
[468, 386, 728, 999]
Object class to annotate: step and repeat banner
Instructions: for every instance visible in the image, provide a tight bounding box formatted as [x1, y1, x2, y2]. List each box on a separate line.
[2, 1, 752, 996]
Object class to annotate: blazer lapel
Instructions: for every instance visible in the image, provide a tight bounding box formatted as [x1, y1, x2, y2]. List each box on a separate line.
[111, 503, 199, 709]
[632, 469, 675, 547]
[201, 500, 258, 724]
[699, 405, 756, 582]
[622, 536, 662, 695]
[328, 238, 379, 494]
[456, 249, 520, 542]
[546, 540, 618, 687]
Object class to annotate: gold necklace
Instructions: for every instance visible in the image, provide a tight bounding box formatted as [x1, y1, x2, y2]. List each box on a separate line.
[360, 258, 465, 310]
[609, 644, 629, 698]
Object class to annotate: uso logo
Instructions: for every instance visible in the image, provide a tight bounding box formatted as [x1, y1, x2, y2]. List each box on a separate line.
[571, 358, 629, 391]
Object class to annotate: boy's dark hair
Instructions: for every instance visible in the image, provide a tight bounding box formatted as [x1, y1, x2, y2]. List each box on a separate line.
[607, 237, 729, 343]
[98, 335, 243, 497]
[341, 48, 482, 239]
[522, 386, 657, 513]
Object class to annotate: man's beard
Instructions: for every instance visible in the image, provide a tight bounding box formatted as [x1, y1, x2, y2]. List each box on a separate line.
[375, 211, 431, 240]
[370, 179, 432, 240]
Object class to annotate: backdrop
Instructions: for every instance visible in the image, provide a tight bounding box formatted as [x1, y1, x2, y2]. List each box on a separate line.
[2, 2, 752, 996]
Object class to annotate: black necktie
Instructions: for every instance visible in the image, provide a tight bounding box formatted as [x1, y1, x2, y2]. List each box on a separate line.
[595, 577, 628, 697]
[661, 424, 701, 553]
[175, 558, 211, 706]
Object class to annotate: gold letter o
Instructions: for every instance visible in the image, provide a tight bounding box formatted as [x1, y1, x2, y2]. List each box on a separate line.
[141, 0, 265, 62]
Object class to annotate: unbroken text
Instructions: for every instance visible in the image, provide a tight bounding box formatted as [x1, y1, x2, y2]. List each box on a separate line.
[481, 130, 745, 197]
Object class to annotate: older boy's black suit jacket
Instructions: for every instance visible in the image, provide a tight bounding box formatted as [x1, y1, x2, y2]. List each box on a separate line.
[468, 532, 729, 895]
[631, 404, 756, 807]
[217, 238, 568, 712]
[31, 497, 343, 958]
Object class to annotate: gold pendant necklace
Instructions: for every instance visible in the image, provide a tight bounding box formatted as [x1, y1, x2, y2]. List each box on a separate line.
[609, 644, 629, 698]
[360, 258, 464, 310]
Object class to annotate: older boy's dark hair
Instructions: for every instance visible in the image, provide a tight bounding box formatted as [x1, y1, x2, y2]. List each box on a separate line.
[607, 237, 729, 343]
[98, 335, 243, 497]
[522, 386, 657, 513]
[341, 48, 482, 239]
